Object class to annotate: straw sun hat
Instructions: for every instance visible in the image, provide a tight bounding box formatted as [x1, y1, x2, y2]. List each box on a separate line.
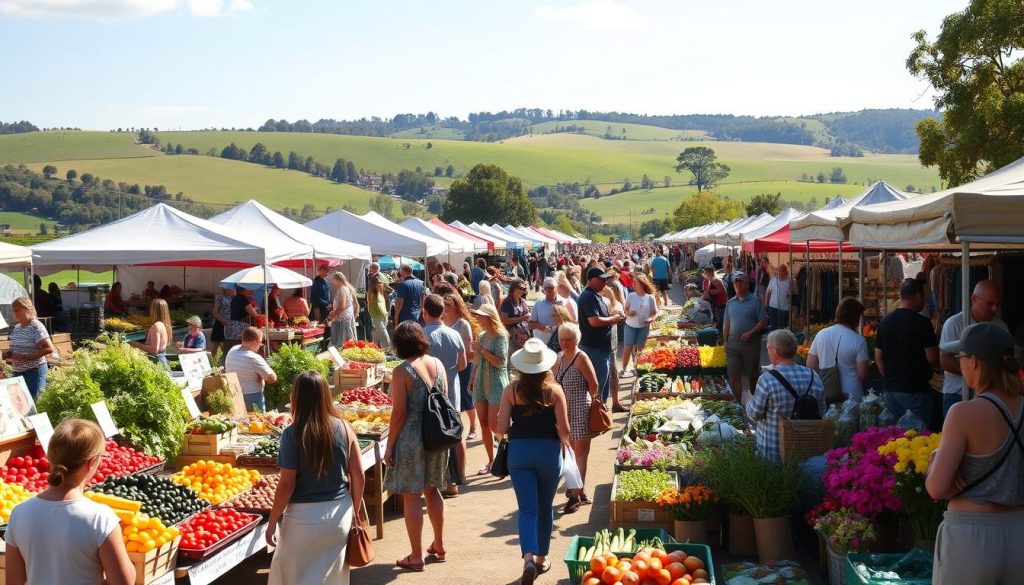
[510, 338, 558, 374]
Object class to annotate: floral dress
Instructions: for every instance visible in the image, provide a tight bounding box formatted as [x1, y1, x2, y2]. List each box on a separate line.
[472, 332, 509, 405]
[384, 359, 450, 493]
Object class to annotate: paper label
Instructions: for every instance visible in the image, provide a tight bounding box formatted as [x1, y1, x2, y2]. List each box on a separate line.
[327, 346, 345, 368]
[636, 508, 656, 522]
[181, 387, 202, 420]
[27, 412, 54, 453]
[178, 352, 212, 391]
[186, 524, 267, 585]
[90, 401, 119, 438]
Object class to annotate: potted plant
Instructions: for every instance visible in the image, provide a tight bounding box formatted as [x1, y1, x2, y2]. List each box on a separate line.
[813, 508, 875, 585]
[692, 440, 759, 556]
[656, 484, 716, 543]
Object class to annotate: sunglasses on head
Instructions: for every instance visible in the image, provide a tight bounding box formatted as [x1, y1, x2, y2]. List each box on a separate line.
[954, 352, 975, 360]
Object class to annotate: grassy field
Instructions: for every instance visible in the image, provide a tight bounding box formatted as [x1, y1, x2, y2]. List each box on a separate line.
[155, 130, 940, 191]
[580, 181, 871, 224]
[24, 155, 388, 213]
[528, 120, 706, 141]
[390, 126, 466, 140]
[0, 131, 155, 164]
[0, 211, 54, 232]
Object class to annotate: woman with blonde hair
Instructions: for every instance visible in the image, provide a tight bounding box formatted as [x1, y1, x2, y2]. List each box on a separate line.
[621, 274, 658, 376]
[366, 273, 391, 349]
[267, 372, 364, 584]
[130, 298, 172, 369]
[442, 290, 478, 491]
[6, 419, 135, 585]
[553, 322, 599, 513]
[468, 303, 510, 475]
[927, 323, 1024, 584]
[6, 296, 55, 398]
[328, 273, 358, 349]
[545, 304, 575, 354]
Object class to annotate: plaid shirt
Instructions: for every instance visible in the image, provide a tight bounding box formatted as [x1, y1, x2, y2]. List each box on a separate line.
[745, 364, 824, 462]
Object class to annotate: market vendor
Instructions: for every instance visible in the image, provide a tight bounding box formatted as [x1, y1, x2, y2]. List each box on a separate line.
[128, 299, 171, 369]
[266, 284, 287, 328]
[176, 316, 207, 354]
[6, 296, 54, 399]
[225, 326, 277, 411]
[105, 282, 129, 317]
[143, 281, 159, 301]
[282, 288, 310, 320]
[225, 287, 260, 352]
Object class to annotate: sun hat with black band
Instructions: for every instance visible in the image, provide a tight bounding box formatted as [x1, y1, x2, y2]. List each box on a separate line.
[939, 322, 1016, 365]
[510, 338, 558, 374]
[586, 267, 613, 281]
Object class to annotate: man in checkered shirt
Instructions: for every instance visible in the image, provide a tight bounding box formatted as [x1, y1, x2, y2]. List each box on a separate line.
[746, 329, 825, 462]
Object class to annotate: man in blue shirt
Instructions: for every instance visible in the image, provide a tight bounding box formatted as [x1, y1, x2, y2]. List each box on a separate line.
[471, 258, 487, 296]
[723, 273, 768, 402]
[422, 293, 468, 493]
[393, 264, 425, 324]
[651, 248, 671, 307]
[309, 264, 331, 322]
[579, 267, 627, 409]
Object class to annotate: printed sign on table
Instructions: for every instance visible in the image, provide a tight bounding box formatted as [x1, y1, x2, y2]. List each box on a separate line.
[90, 401, 119, 438]
[27, 412, 53, 453]
[178, 352, 213, 391]
[0, 377, 34, 438]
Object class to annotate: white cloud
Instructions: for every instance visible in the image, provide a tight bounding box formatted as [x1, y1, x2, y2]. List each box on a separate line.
[0, 0, 253, 19]
[535, 0, 646, 32]
[140, 104, 214, 116]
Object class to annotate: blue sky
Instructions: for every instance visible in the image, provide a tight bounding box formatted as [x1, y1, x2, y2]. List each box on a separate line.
[0, 0, 968, 130]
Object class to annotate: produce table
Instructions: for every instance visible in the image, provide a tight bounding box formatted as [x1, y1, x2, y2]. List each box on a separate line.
[172, 523, 268, 585]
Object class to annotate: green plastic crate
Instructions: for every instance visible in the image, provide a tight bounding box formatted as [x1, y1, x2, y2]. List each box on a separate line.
[564, 537, 717, 585]
[845, 553, 931, 585]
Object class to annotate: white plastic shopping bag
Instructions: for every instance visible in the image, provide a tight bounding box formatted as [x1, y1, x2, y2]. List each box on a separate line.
[562, 446, 583, 490]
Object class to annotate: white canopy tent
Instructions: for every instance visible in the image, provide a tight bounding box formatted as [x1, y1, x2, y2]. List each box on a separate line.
[708, 215, 772, 245]
[682, 221, 729, 244]
[469, 223, 527, 249]
[447, 221, 510, 250]
[489, 224, 539, 247]
[694, 243, 739, 267]
[399, 217, 477, 254]
[721, 213, 778, 246]
[740, 208, 807, 249]
[305, 210, 450, 258]
[513, 226, 559, 247]
[844, 157, 1024, 249]
[790, 182, 907, 243]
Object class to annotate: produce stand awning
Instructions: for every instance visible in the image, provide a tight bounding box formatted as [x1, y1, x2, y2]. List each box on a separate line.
[220, 265, 312, 289]
[305, 209, 449, 258]
[529, 226, 575, 245]
[399, 217, 477, 254]
[210, 200, 371, 264]
[789, 182, 907, 243]
[0, 241, 31, 266]
[510, 225, 559, 246]
[488, 224, 538, 247]
[740, 208, 806, 253]
[463, 222, 523, 249]
[428, 219, 495, 251]
[31, 203, 303, 270]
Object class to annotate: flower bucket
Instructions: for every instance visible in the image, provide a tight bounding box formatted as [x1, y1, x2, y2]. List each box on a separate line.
[826, 545, 847, 585]
[753, 516, 795, 562]
[727, 513, 758, 557]
[673, 519, 707, 544]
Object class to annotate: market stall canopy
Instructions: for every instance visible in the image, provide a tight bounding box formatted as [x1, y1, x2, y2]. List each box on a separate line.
[790, 182, 907, 243]
[468, 223, 526, 249]
[740, 208, 807, 253]
[32, 203, 303, 271]
[450, 221, 512, 249]
[694, 243, 739, 267]
[682, 221, 730, 244]
[220, 265, 312, 290]
[428, 219, 495, 251]
[210, 200, 371, 263]
[517, 226, 562, 246]
[0, 241, 31, 266]
[305, 210, 449, 258]
[820, 195, 848, 210]
[528, 226, 573, 245]
[708, 215, 771, 245]
[490, 224, 541, 247]
[845, 157, 1024, 248]
[378, 255, 424, 271]
[547, 227, 589, 244]
[506, 225, 557, 246]
[721, 213, 777, 246]
[399, 217, 478, 254]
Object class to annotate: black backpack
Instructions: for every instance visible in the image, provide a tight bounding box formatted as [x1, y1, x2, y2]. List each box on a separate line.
[768, 369, 821, 420]
[418, 360, 464, 452]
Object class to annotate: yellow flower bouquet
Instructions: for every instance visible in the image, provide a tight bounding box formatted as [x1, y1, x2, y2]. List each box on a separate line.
[878, 430, 946, 544]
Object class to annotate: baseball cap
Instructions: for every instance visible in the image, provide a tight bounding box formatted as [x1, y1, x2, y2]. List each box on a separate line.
[732, 272, 749, 282]
[586, 267, 613, 280]
[939, 322, 1015, 364]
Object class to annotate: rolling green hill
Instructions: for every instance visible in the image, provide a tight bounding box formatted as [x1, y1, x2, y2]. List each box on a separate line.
[389, 125, 466, 140]
[0, 211, 53, 231]
[0, 131, 155, 163]
[23, 155, 385, 213]
[528, 120, 706, 141]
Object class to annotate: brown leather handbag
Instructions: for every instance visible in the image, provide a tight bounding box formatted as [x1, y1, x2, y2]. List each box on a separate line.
[589, 396, 613, 433]
[346, 501, 374, 567]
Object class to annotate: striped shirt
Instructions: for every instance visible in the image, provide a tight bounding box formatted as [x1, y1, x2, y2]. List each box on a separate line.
[746, 364, 824, 463]
[10, 320, 49, 373]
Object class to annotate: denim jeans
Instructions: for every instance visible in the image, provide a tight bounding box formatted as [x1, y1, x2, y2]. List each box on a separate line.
[767, 307, 789, 331]
[243, 392, 266, 412]
[887, 391, 935, 430]
[580, 345, 612, 402]
[19, 362, 48, 399]
[508, 438, 563, 556]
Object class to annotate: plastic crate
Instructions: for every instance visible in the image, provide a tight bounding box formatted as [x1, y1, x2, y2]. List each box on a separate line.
[177, 512, 262, 562]
[845, 553, 931, 585]
[563, 535, 719, 585]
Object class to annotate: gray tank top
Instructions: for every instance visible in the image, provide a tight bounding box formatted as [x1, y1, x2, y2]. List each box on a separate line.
[958, 394, 1024, 506]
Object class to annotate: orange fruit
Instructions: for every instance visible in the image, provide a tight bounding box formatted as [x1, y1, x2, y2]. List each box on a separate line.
[583, 578, 602, 585]
[653, 568, 672, 585]
[648, 557, 663, 572]
[683, 557, 705, 573]
[632, 559, 649, 575]
[620, 571, 640, 585]
[667, 562, 686, 581]
[602, 566, 622, 585]
[671, 579, 691, 585]
[582, 570, 594, 582]
[692, 568, 709, 581]
[617, 560, 632, 573]
[651, 549, 669, 564]
[591, 556, 608, 574]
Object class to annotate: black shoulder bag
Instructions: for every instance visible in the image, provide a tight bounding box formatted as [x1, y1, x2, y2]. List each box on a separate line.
[420, 358, 464, 453]
[768, 369, 821, 420]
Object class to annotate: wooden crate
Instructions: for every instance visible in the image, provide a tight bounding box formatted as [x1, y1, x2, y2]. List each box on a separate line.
[609, 472, 675, 531]
[175, 452, 238, 470]
[181, 428, 238, 457]
[779, 419, 833, 462]
[334, 367, 380, 390]
[128, 536, 180, 585]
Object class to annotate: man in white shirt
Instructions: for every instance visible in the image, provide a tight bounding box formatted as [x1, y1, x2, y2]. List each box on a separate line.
[224, 326, 277, 412]
[939, 280, 1006, 417]
[529, 277, 561, 344]
[763, 263, 791, 331]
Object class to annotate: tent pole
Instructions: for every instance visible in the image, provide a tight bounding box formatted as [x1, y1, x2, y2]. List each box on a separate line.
[882, 252, 888, 318]
[804, 242, 810, 341]
[787, 244, 793, 330]
[838, 240, 844, 304]
[263, 262, 271, 358]
[858, 249, 865, 331]
[961, 241, 970, 402]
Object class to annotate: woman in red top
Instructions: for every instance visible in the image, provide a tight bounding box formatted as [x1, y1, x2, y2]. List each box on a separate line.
[702, 267, 728, 330]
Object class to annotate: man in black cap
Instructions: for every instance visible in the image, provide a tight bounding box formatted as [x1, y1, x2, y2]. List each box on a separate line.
[579, 266, 627, 411]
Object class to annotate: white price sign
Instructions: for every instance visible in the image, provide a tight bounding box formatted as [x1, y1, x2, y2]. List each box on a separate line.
[181, 387, 202, 420]
[327, 346, 345, 368]
[90, 401, 119, 438]
[186, 524, 267, 585]
[27, 412, 54, 453]
[178, 352, 212, 391]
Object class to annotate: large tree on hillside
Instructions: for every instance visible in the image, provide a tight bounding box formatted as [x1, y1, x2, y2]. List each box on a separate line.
[675, 146, 730, 192]
[745, 192, 782, 216]
[442, 163, 536, 225]
[671, 191, 745, 230]
[907, 0, 1024, 186]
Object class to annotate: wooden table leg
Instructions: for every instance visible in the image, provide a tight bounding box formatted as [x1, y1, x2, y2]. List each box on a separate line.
[373, 441, 386, 540]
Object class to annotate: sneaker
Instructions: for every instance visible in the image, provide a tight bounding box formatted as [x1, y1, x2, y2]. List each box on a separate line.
[521, 561, 538, 585]
[563, 496, 581, 514]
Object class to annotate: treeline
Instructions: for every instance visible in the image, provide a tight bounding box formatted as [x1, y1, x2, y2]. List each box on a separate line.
[0, 165, 217, 231]
[0, 121, 39, 134]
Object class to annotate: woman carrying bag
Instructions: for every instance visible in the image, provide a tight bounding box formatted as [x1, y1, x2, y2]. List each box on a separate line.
[267, 371, 365, 585]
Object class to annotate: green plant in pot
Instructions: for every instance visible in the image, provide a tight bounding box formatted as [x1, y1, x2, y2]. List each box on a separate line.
[692, 439, 759, 556]
[265, 343, 330, 409]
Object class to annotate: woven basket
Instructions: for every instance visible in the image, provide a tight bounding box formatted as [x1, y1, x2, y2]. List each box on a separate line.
[779, 419, 833, 462]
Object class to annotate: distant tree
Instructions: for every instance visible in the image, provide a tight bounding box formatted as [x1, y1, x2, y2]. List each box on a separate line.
[445, 164, 455, 177]
[745, 192, 783, 216]
[908, 0, 1024, 185]
[622, 179, 633, 192]
[331, 159, 347, 183]
[128, 184, 141, 195]
[583, 184, 600, 198]
[905, 184, 916, 193]
[400, 201, 419, 216]
[304, 156, 315, 173]
[663, 176, 671, 188]
[39, 223, 47, 235]
[369, 193, 394, 219]
[287, 151, 301, 170]
[829, 167, 847, 183]
[300, 204, 316, 220]
[42, 165, 57, 179]
[641, 174, 653, 190]
[80, 173, 94, 186]
[403, 143, 411, 150]
[442, 163, 536, 225]
[346, 161, 357, 183]
[272, 151, 285, 168]
[426, 142, 433, 149]
[671, 190, 745, 230]
[395, 169, 435, 201]
[816, 172, 827, 183]
[674, 147, 730, 192]
[66, 169, 77, 182]
[206, 147, 217, 157]
[249, 143, 268, 164]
